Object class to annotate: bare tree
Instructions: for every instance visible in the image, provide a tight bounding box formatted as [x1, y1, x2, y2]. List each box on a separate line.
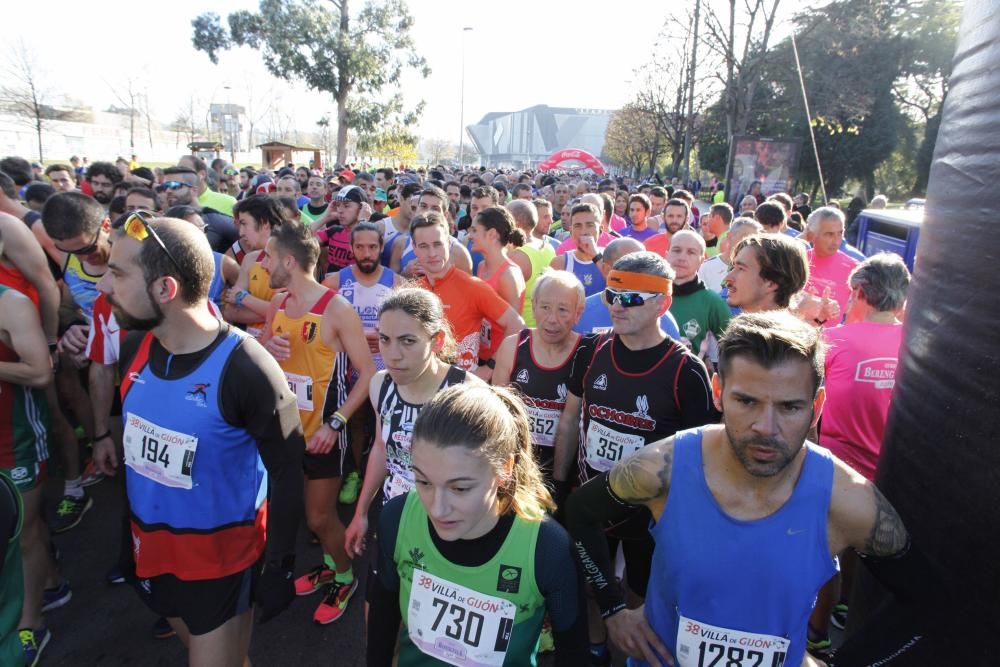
[423, 138, 454, 164]
[172, 95, 205, 149]
[242, 76, 276, 151]
[141, 88, 156, 150]
[107, 74, 142, 154]
[0, 41, 52, 161]
[700, 0, 783, 140]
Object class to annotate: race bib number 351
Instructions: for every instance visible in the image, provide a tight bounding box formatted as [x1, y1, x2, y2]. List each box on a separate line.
[675, 615, 790, 667]
[408, 569, 516, 667]
[123, 412, 198, 490]
[585, 421, 645, 472]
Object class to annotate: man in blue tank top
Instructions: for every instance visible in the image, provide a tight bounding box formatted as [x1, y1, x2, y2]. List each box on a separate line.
[568, 311, 929, 667]
[91, 216, 305, 666]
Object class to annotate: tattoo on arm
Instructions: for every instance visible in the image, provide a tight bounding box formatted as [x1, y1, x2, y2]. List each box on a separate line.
[864, 485, 909, 557]
[609, 442, 673, 504]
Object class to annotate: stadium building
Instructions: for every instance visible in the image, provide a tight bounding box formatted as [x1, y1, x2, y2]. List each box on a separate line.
[465, 104, 612, 168]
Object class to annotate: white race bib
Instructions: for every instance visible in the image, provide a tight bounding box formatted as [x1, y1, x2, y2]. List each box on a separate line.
[525, 404, 559, 447]
[385, 464, 415, 500]
[480, 319, 493, 350]
[284, 371, 314, 411]
[675, 614, 790, 667]
[585, 420, 645, 472]
[408, 569, 516, 667]
[123, 412, 198, 490]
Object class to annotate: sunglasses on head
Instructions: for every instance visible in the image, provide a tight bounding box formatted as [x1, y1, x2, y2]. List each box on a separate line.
[604, 288, 661, 308]
[223, 167, 239, 176]
[118, 211, 187, 280]
[161, 181, 192, 191]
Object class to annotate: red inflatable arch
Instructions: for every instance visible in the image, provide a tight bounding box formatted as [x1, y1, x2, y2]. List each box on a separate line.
[537, 149, 607, 175]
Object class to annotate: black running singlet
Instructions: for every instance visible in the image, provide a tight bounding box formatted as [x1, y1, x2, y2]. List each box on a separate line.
[376, 365, 467, 502]
[509, 329, 582, 473]
[573, 333, 715, 483]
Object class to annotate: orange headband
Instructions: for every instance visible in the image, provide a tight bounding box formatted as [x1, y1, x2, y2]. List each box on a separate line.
[606, 270, 672, 294]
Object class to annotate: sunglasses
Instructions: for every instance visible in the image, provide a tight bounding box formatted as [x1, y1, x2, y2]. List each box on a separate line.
[118, 211, 186, 280]
[604, 288, 661, 308]
[58, 228, 102, 256]
[223, 167, 239, 176]
[161, 181, 193, 191]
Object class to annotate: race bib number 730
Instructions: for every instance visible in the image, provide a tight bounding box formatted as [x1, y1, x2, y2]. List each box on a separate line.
[675, 615, 790, 667]
[408, 569, 516, 667]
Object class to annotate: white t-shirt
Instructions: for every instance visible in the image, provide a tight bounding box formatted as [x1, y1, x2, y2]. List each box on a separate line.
[699, 255, 730, 295]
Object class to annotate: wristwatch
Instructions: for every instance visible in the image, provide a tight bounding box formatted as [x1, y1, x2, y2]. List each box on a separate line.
[234, 289, 249, 307]
[328, 412, 347, 432]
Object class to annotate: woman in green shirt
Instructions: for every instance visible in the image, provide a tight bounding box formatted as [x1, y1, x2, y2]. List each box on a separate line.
[367, 384, 587, 666]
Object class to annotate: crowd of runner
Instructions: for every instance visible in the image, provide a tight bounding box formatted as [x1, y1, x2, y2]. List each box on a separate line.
[0, 152, 939, 666]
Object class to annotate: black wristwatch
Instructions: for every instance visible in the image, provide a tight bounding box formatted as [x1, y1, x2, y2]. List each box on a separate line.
[328, 412, 347, 432]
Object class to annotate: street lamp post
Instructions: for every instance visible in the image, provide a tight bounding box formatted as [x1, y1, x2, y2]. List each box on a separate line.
[459, 26, 473, 168]
[223, 85, 235, 163]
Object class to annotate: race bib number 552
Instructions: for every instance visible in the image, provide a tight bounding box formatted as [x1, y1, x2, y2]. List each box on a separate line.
[408, 569, 516, 667]
[123, 412, 198, 490]
[675, 615, 790, 667]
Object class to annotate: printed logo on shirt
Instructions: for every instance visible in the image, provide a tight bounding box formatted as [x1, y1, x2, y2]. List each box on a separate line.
[497, 564, 522, 593]
[635, 395, 649, 418]
[683, 319, 701, 340]
[583, 274, 593, 286]
[557, 383, 567, 401]
[128, 372, 145, 384]
[587, 403, 656, 431]
[9, 466, 28, 481]
[592, 374, 608, 390]
[515, 368, 530, 384]
[854, 357, 897, 389]
[301, 321, 318, 343]
[185, 383, 211, 408]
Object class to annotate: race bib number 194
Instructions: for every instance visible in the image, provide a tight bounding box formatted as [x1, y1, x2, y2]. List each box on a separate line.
[123, 412, 198, 490]
[675, 615, 789, 667]
[408, 569, 516, 667]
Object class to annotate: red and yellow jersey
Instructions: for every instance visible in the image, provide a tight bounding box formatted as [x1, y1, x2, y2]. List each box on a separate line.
[271, 289, 345, 440]
[246, 251, 274, 339]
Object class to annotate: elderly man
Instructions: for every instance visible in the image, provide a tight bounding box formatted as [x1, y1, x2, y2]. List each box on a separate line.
[804, 207, 859, 327]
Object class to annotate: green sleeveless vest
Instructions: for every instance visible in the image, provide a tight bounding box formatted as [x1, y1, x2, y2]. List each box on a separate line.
[394, 492, 546, 666]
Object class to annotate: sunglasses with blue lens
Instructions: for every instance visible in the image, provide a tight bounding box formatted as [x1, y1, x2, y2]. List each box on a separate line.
[604, 288, 661, 308]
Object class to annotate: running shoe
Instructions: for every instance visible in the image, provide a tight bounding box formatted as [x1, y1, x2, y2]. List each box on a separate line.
[52, 495, 92, 533]
[152, 616, 176, 640]
[80, 459, 105, 487]
[294, 564, 335, 596]
[20, 627, 50, 666]
[806, 632, 832, 660]
[106, 565, 126, 585]
[41, 580, 72, 612]
[830, 602, 849, 630]
[338, 471, 361, 504]
[313, 578, 358, 624]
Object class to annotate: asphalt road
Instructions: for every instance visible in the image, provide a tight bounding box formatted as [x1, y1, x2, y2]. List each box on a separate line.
[41, 472, 369, 666]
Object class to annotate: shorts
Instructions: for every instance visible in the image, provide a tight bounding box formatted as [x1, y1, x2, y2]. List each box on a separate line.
[131, 562, 259, 636]
[605, 508, 654, 598]
[2, 460, 46, 493]
[303, 439, 347, 480]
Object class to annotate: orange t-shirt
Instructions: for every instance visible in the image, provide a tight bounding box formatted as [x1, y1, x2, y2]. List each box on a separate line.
[418, 267, 509, 371]
[643, 232, 671, 258]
